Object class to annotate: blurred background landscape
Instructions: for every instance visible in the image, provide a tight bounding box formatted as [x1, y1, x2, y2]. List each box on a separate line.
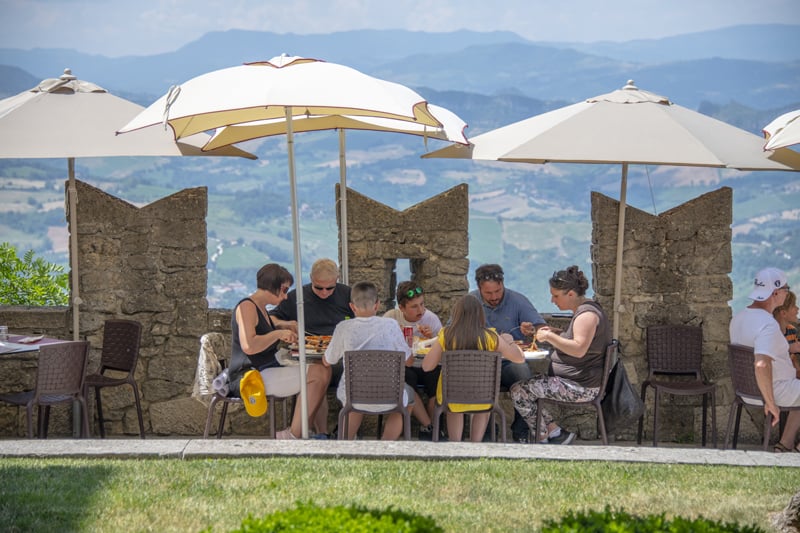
[0, 24, 798, 313]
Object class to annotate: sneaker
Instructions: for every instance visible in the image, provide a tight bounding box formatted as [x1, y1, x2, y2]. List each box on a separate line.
[310, 432, 328, 440]
[547, 430, 576, 445]
[275, 427, 296, 440]
[418, 425, 434, 441]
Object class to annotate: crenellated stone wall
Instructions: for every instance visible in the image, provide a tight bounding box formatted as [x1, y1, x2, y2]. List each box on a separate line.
[0, 181, 770, 444]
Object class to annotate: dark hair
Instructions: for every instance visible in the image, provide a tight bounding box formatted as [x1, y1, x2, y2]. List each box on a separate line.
[256, 264, 293, 295]
[443, 294, 497, 350]
[351, 281, 378, 309]
[396, 281, 423, 306]
[475, 264, 504, 285]
[549, 265, 589, 296]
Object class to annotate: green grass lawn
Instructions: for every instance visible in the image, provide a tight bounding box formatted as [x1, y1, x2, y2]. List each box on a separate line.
[1, 457, 796, 532]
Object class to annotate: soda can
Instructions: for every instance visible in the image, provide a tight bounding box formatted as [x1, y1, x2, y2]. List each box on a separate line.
[403, 326, 414, 348]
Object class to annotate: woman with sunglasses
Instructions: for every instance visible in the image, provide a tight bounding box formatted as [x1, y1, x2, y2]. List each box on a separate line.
[229, 263, 332, 440]
[510, 265, 612, 445]
[384, 281, 443, 438]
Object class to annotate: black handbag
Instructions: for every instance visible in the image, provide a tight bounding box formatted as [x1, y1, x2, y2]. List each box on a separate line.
[601, 352, 644, 434]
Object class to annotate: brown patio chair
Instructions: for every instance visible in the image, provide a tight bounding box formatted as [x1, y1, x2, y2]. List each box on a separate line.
[432, 350, 506, 443]
[337, 350, 411, 440]
[84, 319, 145, 438]
[198, 333, 290, 439]
[0, 340, 91, 438]
[536, 339, 618, 445]
[725, 343, 800, 451]
[637, 325, 717, 447]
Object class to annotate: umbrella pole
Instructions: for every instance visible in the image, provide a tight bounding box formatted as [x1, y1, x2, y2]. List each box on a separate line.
[339, 130, 349, 285]
[286, 108, 309, 439]
[612, 163, 628, 340]
[67, 158, 81, 342]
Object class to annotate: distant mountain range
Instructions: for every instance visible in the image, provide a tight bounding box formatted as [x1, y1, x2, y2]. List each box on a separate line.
[0, 25, 798, 312]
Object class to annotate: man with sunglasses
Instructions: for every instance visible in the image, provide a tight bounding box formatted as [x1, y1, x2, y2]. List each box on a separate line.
[384, 281, 443, 438]
[270, 258, 352, 436]
[470, 263, 546, 442]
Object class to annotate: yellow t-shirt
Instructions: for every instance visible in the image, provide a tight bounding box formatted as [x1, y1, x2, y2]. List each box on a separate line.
[435, 329, 499, 412]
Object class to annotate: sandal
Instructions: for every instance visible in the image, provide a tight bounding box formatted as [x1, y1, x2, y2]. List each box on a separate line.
[773, 442, 799, 453]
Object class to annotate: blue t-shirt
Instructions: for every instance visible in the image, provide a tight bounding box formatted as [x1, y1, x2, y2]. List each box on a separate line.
[469, 288, 545, 341]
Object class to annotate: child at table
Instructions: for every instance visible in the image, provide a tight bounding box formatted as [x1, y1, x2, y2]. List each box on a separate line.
[422, 294, 524, 442]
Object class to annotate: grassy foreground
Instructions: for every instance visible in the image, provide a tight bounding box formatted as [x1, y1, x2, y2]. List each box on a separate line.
[0, 457, 797, 532]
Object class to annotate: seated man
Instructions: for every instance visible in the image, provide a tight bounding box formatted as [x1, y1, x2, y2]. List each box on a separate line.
[730, 267, 800, 453]
[384, 281, 441, 437]
[323, 281, 420, 440]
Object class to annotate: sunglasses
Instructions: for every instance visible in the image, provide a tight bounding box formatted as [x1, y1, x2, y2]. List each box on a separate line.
[477, 272, 503, 282]
[404, 287, 423, 298]
[551, 271, 568, 283]
[313, 285, 337, 292]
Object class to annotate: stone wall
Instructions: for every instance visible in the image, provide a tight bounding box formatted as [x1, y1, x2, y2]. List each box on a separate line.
[589, 186, 743, 442]
[1, 181, 771, 444]
[339, 183, 470, 320]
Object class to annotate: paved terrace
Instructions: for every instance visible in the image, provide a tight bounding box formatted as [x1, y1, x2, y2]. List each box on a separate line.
[1, 438, 798, 468]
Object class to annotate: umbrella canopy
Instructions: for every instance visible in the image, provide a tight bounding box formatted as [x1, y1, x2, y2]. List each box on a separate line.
[425, 80, 800, 338]
[0, 68, 256, 342]
[119, 54, 468, 438]
[763, 109, 800, 150]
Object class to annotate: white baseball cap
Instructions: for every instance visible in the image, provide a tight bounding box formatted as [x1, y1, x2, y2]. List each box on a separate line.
[748, 267, 788, 301]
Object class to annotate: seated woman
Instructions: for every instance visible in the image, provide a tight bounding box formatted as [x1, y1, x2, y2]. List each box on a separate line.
[422, 294, 524, 442]
[228, 263, 331, 439]
[772, 289, 800, 378]
[510, 265, 612, 445]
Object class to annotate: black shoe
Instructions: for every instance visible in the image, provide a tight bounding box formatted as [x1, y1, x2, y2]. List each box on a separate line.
[418, 425, 433, 441]
[547, 430, 576, 445]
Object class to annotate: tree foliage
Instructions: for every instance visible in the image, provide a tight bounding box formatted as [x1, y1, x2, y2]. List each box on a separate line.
[0, 242, 69, 306]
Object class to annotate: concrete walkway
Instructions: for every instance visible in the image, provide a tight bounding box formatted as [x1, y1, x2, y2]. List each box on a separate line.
[1, 438, 798, 467]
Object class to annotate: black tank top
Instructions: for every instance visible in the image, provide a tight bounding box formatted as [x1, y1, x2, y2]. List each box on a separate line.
[228, 297, 280, 396]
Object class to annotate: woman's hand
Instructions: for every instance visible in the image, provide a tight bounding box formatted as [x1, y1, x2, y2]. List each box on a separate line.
[279, 330, 298, 344]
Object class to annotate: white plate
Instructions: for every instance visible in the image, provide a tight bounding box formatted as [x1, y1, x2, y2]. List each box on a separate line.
[523, 350, 549, 360]
[17, 335, 44, 344]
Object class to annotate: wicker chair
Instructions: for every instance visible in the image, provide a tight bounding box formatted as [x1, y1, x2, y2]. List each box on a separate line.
[337, 350, 411, 440]
[197, 333, 290, 439]
[84, 319, 145, 438]
[536, 339, 618, 445]
[0, 341, 91, 438]
[725, 343, 800, 451]
[432, 350, 505, 443]
[637, 325, 717, 447]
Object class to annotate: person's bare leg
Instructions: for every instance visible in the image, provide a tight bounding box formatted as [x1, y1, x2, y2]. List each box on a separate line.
[381, 413, 404, 440]
[470, 412, 490, 443]
[446, 412, 464, 442]
[313, 395, 329, 434]
[411, 392, 431, 426]
[347, 412, 364, 440]
[290, 363, 332, 437]
[777, 410, 800, 450]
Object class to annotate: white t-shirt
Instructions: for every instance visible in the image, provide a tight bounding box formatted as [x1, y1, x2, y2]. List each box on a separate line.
[324, 315, 412, 407]
[383, 308, 442, 339]
[730, 306, 799, 405]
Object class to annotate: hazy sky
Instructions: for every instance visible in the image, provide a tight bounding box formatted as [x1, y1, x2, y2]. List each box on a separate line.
[1, 0, 798, 57]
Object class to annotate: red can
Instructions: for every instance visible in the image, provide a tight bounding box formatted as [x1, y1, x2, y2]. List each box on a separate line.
[403, 326, 414, 348]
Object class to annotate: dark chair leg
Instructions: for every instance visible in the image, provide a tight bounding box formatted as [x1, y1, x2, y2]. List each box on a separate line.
[636, 383, 648, 445]
[42, 405, 51, 439]
[651, 389, 660, 447]
[217, 401, 229, 439]
[763, 413, 773, 451]
[94, 387, 106, 438]
[131, 383, 145, 439]
[732, 404, 743, 449]
[595, 404, 609, 445]
[203, 396, 218, 438]
[710, 390, 717, 448]
[701, 393, 708, 447]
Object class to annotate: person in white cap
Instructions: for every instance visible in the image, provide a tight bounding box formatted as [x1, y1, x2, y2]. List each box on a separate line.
[730, 267, 800, 452]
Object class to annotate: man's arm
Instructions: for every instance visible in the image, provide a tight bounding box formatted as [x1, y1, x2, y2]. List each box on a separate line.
[754, 353, 781, 426]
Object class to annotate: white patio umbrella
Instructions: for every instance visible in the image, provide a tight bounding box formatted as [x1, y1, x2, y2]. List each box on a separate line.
[0, 68, 256, 342]
[118, 54, 468, 438]
[425, 80, 800, 338]
[763, 109, 800, 150]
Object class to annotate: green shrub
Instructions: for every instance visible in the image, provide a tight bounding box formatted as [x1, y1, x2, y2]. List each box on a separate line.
[0, 243, 69, 306]
[228, 502, 443, 532]
[541, 507, 764, 533]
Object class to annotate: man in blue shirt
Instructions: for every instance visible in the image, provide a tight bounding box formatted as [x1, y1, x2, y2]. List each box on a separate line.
[470, 263, 546, 442]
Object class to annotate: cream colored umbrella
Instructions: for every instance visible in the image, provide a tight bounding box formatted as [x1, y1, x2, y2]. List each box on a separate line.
[764, 109, 800, 150]
[119, 54, 467, 438]
[425, 80, 800, 338]
[0, 69, 255, 342]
